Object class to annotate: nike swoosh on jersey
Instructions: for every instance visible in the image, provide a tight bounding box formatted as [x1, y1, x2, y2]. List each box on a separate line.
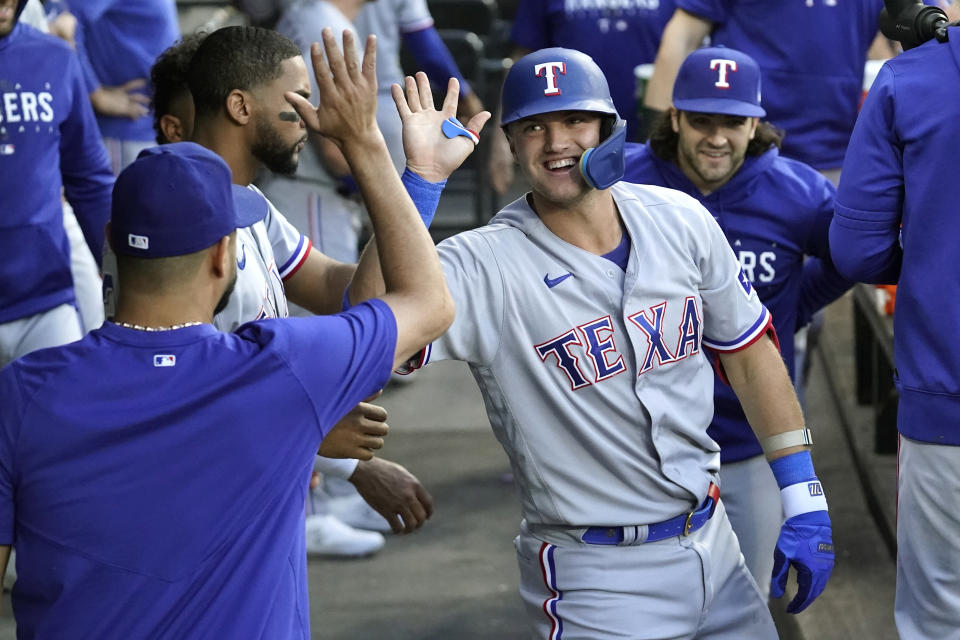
[544, 272, 573, 289]
[237, 244, 247, 270]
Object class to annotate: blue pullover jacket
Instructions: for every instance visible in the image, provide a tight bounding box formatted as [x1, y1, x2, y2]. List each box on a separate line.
[0, 0, 113, 323]
[832, 28, 960, 446]
[626, 142, 852, 462]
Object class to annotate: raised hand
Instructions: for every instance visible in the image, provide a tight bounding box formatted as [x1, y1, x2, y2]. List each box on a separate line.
[392, 72, 491, 183]
[318, 400, 389, 460]
[285, 28, 380, 148]
[349, 457, 434, 534]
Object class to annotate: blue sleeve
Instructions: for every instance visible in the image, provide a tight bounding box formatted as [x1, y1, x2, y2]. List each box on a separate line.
[509, 0, 550, 51]
[401, 168, 446, 227]
[60, 50, 115, 265]
[0, 368, 23, 545]
[73, 18, 101, 93]
[796, 175, 853, 328]
[248, 300, 398, 438]
[831, 64, 903, 284]
[675, 0, 726, 24]
[401, 27, 472, 95]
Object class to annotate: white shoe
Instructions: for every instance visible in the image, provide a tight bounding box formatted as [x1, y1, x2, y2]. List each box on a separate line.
[304, 513, 385, 558]
[327, 493, 393, 533]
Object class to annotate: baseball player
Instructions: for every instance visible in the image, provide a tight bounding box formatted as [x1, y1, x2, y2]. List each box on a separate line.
[0, 31, 455, 636]
[258, 0, 370, 268]
[104, 26, 487, 540]
[0, 0, 113, 367]
[642, 0, 885, 179]
[623, 46, 852, 600]
[489, 0, 674, 195]
[830, 22, 960, 640]
[375, 48, 835, 637]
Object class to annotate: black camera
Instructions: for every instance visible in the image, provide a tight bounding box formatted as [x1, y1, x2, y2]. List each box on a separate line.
[879, 0, 951, 49]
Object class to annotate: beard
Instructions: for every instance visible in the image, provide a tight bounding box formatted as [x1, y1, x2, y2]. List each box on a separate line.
[251, 116, 304, 175]
[213, 269, 238, 316]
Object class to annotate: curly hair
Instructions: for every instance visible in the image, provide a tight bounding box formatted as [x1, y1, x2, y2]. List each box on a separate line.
[648, 110, 784, 163]
[187, 26, 302, 119]
[151, 32, 208, 144]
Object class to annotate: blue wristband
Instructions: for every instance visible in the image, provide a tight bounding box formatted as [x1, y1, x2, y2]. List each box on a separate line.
[769, 450, 816, 489]
[401, 168, 446, 228]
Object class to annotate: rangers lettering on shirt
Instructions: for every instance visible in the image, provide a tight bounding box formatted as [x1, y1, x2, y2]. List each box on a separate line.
[710, 59, 738, 89]
[535, 299, 703, 389]
[534, 62, 566, 96]
[0, 92, 55, 124]
[737, 250, 776, 284]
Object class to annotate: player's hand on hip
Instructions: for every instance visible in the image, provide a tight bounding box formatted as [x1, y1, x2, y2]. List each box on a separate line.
[286, 28, 381, 148]
[318, 400, 389, 460]
[770, 510, 835, 613]
[349, 457, 434, 534]
[392, 73, 491, 183]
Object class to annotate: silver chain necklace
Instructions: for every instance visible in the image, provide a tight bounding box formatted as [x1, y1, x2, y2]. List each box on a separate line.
[114, 321, 203, 332]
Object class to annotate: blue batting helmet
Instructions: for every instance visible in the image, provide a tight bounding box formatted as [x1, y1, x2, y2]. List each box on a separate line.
[500, 48, 626, 190]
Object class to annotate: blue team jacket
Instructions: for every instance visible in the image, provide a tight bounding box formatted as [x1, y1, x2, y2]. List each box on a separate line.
[832, 28, 960, 446]
[0, 16, 114, 324]
[625, 143, 852, 462]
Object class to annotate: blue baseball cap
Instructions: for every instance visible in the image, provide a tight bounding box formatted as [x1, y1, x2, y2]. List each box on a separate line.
[672, 47, 766, 118]
[111, 142, 267, 258]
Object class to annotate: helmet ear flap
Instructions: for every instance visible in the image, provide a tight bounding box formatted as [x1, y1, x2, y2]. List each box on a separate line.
[579, 118, 627, 190]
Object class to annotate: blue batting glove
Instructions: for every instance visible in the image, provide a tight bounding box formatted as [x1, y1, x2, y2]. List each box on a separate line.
[770, 510, 835, 613]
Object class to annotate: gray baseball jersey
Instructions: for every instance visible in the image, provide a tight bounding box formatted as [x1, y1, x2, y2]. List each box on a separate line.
[355, 0, 433, 172]
[356, 0, 433, 88]
[414, 182, 771, 526]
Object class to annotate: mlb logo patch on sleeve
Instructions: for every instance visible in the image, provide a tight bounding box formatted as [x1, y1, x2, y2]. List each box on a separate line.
[0, 144, 14, 155]
[154, 354, 176, 367]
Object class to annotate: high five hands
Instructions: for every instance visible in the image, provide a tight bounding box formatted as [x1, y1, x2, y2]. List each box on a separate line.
[285, 28, 381, 148]
[393, 72, 491, 183]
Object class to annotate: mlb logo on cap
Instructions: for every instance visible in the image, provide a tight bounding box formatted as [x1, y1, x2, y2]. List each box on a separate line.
[672, 47, 766, 118]
[128, 234, 149, 250]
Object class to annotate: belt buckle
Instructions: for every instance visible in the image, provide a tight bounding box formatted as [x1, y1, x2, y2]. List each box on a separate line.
[683, 510, 695, 536]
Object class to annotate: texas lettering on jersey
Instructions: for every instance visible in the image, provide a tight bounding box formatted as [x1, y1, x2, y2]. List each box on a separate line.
[535, 296, 702, 390]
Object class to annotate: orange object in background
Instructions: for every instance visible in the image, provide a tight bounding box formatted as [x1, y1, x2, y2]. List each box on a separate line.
[876, 285, 897, 315]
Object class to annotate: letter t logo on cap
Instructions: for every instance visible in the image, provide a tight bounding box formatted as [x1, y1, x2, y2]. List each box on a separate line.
[710, 59, 738, 89]
[534, 62, 566, 96]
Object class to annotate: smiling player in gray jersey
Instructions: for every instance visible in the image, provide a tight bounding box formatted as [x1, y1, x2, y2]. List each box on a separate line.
[395, 48, 836, 637]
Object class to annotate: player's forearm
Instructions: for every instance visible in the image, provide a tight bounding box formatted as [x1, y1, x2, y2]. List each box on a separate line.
[347, 170, 447, 308]
[341, 134, 453, 347]
[643, 9, 713, 111]
[719, 336, 807, 461]
[347, 237, 385, 307]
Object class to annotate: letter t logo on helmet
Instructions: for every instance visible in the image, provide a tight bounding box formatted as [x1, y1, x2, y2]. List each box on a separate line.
[710, 59, 738, 89]
[534, 62, 566, 96]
